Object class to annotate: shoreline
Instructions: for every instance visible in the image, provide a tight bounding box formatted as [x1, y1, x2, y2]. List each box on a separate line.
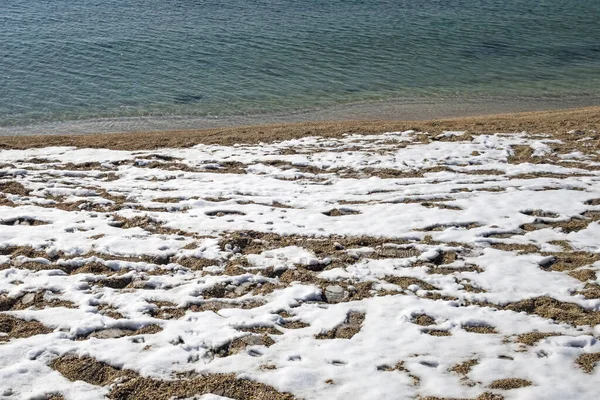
[1, 94, 599, 137]
[0, 104, 598, 150]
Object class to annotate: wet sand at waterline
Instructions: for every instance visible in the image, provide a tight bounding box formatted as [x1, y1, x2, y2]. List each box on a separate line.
[1, 106, 598, 151]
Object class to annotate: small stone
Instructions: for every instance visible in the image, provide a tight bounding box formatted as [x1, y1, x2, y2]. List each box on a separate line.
[538, 256, 556, 268]
[234, 282, 253, 296]
[20, 293, 35, 305]
[325, 285, 347, 303]
[531, 223, 549, 230]
[89, 328, 131, 339]
[334, 242, 345, 250]
[306, 258, 320, 266]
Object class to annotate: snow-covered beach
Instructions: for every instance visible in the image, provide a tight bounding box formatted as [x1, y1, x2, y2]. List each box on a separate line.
[1, 124, 600, 399]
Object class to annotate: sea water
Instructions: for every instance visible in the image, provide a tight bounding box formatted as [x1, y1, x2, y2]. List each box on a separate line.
[1, 0, 599, 131]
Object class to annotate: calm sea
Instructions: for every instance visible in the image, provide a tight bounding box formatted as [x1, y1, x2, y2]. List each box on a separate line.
[1, 0, 599, 130]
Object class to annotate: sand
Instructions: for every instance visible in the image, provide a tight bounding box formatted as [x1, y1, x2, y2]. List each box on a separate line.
[3, 122, 600, 399]
[0, 106, 598, 150]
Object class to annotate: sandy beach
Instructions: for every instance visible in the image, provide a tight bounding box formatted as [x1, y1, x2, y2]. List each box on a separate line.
[1, 106, 600, 399]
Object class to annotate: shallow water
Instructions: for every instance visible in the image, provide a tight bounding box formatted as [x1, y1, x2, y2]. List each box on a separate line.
[1, 0, 599, 129]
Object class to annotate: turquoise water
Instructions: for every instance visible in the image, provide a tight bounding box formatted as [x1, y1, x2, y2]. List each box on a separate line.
[1, 0, 600, 128]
